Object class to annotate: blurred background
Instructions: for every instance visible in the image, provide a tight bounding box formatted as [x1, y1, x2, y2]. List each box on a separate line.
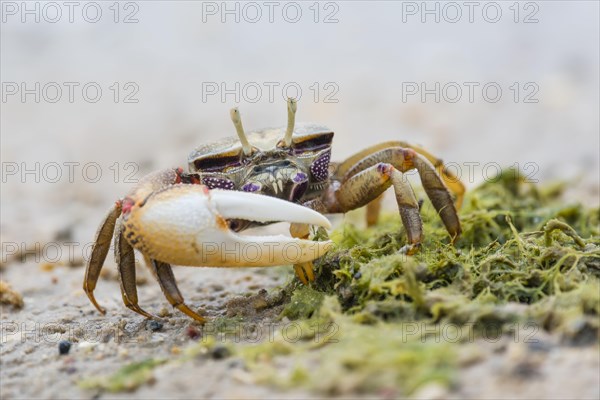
[1, 0, 599, 247]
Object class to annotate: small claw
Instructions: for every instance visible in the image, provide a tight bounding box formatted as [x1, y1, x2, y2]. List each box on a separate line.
[124, 185, 333, 268]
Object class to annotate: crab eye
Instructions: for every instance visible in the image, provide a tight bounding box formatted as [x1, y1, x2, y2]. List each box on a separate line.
[202, 176, 235, 190]
[193, 155, 241, 172]
[291, 132, 333, 153]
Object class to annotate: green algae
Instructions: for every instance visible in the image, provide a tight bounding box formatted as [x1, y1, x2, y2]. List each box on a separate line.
[238, 169, 600, 394]
[241, 297, 457, 396]
[307, 169, 599, 322]
[79, 358, 166, 392]
[79, 338, 219, 393]
[280, 286, 325, 320]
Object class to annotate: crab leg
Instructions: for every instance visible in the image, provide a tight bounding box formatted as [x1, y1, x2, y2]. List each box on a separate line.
[335, 141, 465, 209]
[330, 147, 460, 243]
[123, 186, 333, 268]
[333, 163, 423, 250]
[412, 154, 461, 240]
[290, 223, 315, 284]
[288, 199, 329, 285]
[115, 221, 155, 319]
[152, 260, 206, 323]
[83, 202, 122, 314]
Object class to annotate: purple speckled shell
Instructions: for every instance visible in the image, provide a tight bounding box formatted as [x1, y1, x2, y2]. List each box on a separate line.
[202, 176, 235, 190]
[310, 151, 330, 182]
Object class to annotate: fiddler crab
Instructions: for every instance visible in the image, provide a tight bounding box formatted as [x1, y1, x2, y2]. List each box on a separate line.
[84, 99, 465, 323]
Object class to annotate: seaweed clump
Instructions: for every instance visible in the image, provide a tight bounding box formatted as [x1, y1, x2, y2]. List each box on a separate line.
[306, 169, 599, 334]
[242, 168, 599, 394]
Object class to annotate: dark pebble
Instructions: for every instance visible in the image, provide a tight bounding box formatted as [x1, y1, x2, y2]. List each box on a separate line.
[147, 320, 164, 332]
[528, 339, 552, 352]
[65, 366, 78, 375]
[211, 345, 231, 360]
[227, 359, 243, 369]
[58, 340, 71, 355]
[353, 271, 362, 279]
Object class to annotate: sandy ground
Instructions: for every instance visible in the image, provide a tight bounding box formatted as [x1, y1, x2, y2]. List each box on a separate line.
[1, 1, 599, 399]
[1, 253, 599, 399]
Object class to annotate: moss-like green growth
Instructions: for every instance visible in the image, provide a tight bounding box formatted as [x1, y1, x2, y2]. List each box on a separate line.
[241, 297, 457, 396]
[79, 359, 166, 392]
[79, 339, 219, 393]
[307, 169, 599, 328]
[280, 285, 325, 320]
[238, 168, 599, 394]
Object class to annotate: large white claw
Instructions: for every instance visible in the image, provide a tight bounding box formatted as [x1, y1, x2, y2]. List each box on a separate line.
[124, 185, 333, 267]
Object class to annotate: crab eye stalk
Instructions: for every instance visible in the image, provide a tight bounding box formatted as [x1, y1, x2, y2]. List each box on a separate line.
[230, 108, 253, 156]
[283, 97, 297, 147]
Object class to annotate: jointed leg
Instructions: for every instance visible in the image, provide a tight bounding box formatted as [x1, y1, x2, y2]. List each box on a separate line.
[152, 260, 206, 323]
[294, 262, 315, 285]
[335, 141, 465, 209]
[397, 142, 465, 209]
[83, 202, 122, 314]
[342, 147, 460, 241]
[366, 194, 383, 227]
[332, 145, 460, 242]
[115, 221, 155, 319]
[412, 154, 461, 241]
[332, 163, 423, 249]
[142, 253, 158, 281]
[389, 169, 423, 249]
[289, 199, 327, 284]
[290, 222, 315, 284]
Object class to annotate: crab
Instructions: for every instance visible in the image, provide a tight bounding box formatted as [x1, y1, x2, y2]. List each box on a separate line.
[84, 99, 464, 323]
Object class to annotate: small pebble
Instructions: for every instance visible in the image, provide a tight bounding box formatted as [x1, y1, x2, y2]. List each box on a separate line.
[211, 345, 231, 360]
[353, 271, 362, 279]
[158, 307, 171, 317]
[186, 325, 201, 340]
[40, 263, 55, 272]
[147, 320, 163, 332]
[65, 366, 77, 375]
[227, 359, 243, 369]
[528, 339, 552, 352]
[58, 340, 71, 355]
